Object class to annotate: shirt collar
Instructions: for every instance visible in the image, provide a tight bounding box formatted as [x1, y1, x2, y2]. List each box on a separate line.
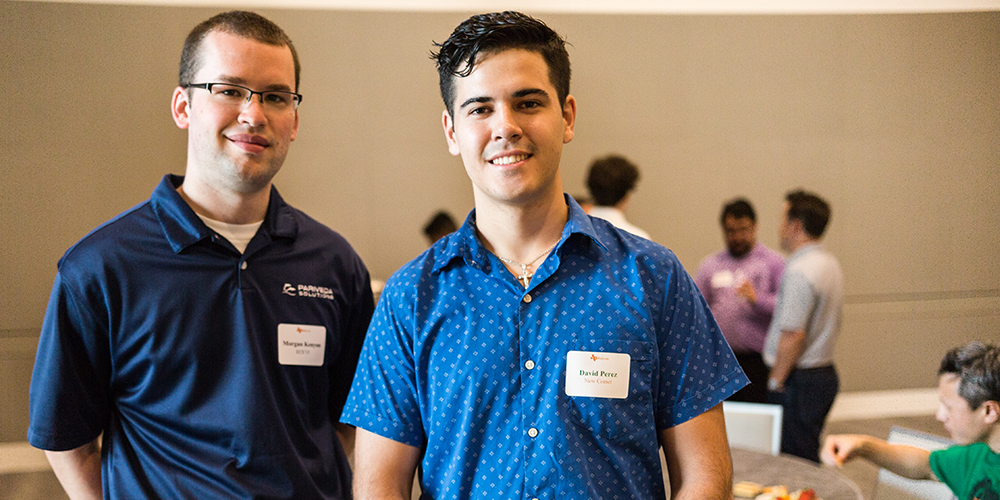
[430, 194, 608, 275]
[151, 174, 297, 254]
[788, 241, 822, 262]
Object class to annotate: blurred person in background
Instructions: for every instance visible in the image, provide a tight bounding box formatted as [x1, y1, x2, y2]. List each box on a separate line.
[585, 154, 650, 239]
[764, 189, 843, 462]
[696, 198, 784, 403]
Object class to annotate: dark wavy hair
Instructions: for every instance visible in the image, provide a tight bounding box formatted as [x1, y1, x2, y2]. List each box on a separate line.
[179, 11, 300, 91]
[785, 189, 831, 238]
[939, 341, 1000, 410]
[431, 11, 571, 117]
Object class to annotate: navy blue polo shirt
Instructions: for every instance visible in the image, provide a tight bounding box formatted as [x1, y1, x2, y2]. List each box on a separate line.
[342, 196, 747, 499]
[28, 175, 373, 499]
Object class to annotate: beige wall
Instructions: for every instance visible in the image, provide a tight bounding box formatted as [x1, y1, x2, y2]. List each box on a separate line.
[2, 2, 998, 440]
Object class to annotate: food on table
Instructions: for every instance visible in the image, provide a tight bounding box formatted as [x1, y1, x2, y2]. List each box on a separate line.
[734, 483, 818, 500]
[734, 481, 763, 498]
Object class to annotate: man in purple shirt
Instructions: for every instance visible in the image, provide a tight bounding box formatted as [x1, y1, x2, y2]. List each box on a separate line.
[696, 198, 784, 403]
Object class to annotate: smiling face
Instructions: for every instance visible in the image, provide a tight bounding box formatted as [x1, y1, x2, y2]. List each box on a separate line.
[442, 49, 576, 210]
[171, 30, 299, 195]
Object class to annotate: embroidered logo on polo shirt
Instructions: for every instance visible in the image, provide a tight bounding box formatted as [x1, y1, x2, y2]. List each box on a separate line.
[282, 283, 335, 300]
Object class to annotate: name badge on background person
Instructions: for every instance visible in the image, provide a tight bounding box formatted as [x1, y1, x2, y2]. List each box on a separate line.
[565, 350, 630, 399]
[711, 270, 735, 288]
[278, 324, 326, 366]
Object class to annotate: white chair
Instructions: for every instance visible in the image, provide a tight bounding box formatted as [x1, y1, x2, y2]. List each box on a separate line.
[722, 401, 783, 455]
[873, 426, 957, 500]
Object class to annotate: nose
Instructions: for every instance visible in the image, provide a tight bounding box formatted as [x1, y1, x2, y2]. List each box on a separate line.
[238, 96, 268, 128]
[492, 106, 522, 141]
[935, 405, 946, 423]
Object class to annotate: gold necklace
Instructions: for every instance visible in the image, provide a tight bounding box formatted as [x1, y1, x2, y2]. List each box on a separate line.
[494, 243, 557, 288]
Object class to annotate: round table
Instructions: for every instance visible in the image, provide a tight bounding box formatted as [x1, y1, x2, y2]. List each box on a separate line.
[731, 448, 864, 500]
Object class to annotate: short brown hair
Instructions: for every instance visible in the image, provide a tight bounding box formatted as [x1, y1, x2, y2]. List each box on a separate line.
[179, 11, 300, 91]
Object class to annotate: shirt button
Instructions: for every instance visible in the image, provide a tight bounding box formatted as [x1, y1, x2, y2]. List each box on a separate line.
[523, 294, 532, 303]
[240, 261, 247, 270]
[525, 360, 535, 370]
[527, 427, 539, 438]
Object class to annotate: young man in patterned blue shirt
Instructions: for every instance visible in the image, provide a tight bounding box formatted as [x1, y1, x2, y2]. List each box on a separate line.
[341, 11, 748, 499]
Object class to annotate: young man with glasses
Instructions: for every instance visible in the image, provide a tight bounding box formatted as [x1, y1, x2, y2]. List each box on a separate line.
[28, 11, 373, 499]
[342, 11, 747, 500]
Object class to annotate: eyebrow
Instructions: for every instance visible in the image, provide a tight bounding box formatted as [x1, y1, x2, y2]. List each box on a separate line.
[513, 88, 549, 100]
[458, 87, 551, 110]
[215, 76, 293, 92]
[459, 96, 492, 110]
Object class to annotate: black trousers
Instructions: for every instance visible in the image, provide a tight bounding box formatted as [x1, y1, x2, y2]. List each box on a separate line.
[767, 365, 839, 462]
[728, 351, 769, 404]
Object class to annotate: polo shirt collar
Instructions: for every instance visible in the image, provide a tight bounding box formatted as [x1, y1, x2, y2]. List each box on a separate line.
[430, 194, 608, 275]
[151, 174, 298, 253]
[788, 241, 822, 262]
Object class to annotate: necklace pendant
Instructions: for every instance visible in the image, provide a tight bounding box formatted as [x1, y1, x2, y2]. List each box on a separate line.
[518, 265, 532, 288]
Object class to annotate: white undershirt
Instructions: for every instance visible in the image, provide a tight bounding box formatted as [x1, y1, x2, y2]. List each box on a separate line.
[197, 214, 263, 254]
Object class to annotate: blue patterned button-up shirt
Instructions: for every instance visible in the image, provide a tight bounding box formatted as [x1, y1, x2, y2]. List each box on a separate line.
[342, 197, 747, 499]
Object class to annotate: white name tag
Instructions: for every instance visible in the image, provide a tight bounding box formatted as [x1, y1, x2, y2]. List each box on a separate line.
[565, 350, 630, 399]
[711, 270, 735, 288]
[278, 323, 326, 366]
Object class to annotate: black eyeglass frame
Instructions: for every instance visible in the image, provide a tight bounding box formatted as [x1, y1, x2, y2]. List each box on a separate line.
[185, 82, 303, 109]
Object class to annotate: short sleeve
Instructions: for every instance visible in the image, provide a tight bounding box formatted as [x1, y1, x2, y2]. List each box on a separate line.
[929, 444, 988, 497]
[655, 259, 748, 429]
[339, 284, 425, 447]
[28, 268, 111, 450]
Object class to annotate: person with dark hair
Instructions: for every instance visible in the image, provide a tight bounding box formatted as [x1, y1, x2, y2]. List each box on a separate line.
[585, 154, 650, 239]
[822, 342, 1000, 500]
[341, 11, 747, 500]
[763, 189, 843, 462]
[695, 198, 784, 403]
[422, 210, 458, 245]
[28, 11, 373, 499]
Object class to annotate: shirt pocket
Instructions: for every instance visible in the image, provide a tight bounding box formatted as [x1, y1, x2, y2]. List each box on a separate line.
[564, 338, 656, 442]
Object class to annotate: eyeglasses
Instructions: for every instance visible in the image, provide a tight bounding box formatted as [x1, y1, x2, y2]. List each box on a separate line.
[185, 83, 302, 111]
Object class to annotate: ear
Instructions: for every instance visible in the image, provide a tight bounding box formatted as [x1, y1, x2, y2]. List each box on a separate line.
[289, 110, 299, 142]
[789, 218, 804, 235]
[171, 86, 191, 129]
[562, 95, 577, 144]
[982, 400, 999, 424]
[442, 110, 460, 157]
